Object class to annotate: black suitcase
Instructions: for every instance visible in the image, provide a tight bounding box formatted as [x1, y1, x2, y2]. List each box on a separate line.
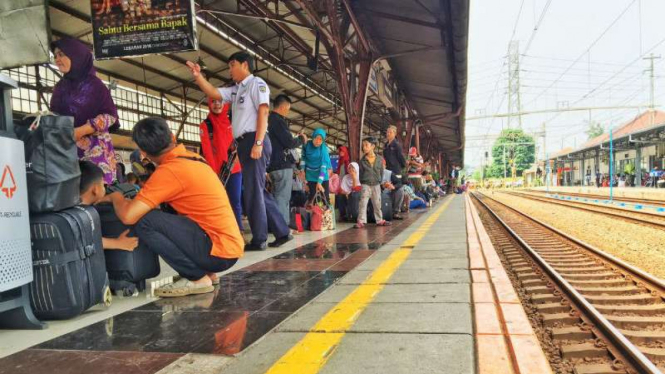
[29, 205, 111, 320]
[367, 189, 393, 223]
[95, 203, 160, 296]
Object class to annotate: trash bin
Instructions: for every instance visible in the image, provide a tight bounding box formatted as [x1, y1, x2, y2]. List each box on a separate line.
[0, 73, 44, 329]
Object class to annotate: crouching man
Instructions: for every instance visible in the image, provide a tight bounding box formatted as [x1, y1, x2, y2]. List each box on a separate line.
[102, 117, 244, 297]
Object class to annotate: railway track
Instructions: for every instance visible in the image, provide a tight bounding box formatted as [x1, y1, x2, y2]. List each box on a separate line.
[526, 189, 665, 208]
[471, 191, 665, 374]
[501, 191, 665, 229]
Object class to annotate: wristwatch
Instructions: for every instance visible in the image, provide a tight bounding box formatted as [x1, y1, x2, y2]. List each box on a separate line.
[255, 139, 263, 146]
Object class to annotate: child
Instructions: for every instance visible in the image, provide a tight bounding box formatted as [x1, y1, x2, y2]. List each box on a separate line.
[79, 161, 138, 251]
[356, 137, 391, 228]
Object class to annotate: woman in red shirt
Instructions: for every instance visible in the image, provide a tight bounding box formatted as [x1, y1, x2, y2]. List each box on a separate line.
[200, 99, 243, 231]
[336, 144, 350, 177]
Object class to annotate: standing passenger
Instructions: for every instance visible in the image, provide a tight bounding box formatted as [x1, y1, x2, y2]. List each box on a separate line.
[383, 125, 406, 219]
[301, 129, 332, 203]
[50, 37, 119, 185]
[186, 52, 292, 251]
[356, 137, 391, 228]
[267, 94, 307, 223]
[199, 99, 243, 231]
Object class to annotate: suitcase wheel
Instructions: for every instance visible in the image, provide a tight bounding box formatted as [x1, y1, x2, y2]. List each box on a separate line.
[103, 286, 113, 308]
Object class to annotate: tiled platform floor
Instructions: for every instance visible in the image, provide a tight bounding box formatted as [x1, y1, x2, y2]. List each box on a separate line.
[2, 194, 549, 374]
[0, 201, 433, 374]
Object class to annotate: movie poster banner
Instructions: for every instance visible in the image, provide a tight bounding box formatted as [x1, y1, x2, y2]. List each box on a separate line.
[90, 0, 198, 59]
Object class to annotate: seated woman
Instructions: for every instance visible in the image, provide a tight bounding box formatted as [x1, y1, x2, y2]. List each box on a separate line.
[51, 37, 119, 185]
[336, 162, 361, 222]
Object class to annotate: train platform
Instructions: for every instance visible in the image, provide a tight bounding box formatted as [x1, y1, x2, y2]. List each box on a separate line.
[0, 194, 554, 374]
[529, 186, 665, 202]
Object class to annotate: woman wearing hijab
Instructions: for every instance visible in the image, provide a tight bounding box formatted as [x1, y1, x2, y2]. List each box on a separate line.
[199, 99, 243, 231]
[50, 37, 119, 185]
[301, 128, 332, 203]
[336, 162, 361, 222]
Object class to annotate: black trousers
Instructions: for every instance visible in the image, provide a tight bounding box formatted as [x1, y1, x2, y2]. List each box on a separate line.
[134, 210, 237, 280]
[336, 191, 360, 222]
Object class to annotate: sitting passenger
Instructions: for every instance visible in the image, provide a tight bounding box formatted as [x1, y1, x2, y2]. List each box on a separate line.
[101, 117, 244, 297]
[337, 162, 361, 222]
[79, 161, 138, 252]
[403, 182, 428, 210]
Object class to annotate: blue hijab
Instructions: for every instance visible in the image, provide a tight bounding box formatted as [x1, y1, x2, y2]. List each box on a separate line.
[302, 128, 332, 182]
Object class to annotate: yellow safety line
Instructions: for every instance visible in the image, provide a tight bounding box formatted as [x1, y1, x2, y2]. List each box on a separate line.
[264, 197, 455, 374]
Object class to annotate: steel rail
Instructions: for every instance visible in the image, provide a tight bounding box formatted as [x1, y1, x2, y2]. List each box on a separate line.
[526, 189, 665, 207]
[472, 192, 663, 374]
[503, 191, 665, 228]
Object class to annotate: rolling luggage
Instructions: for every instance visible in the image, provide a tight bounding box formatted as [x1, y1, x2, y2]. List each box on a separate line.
[14, 114, 80, 213]
[29, 205, 111, 320]
[95, 203, 160, 296]
[367, 189, 393, 223]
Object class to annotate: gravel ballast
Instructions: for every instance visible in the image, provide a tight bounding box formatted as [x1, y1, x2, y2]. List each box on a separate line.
[486, 191, 665, 279]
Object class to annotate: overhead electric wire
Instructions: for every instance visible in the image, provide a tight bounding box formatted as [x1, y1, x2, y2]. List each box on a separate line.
[522, 0, 553, 56]
[523, 0, 638, 107]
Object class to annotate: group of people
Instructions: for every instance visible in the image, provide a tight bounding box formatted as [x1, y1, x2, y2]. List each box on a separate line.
[47, 37, 443, 298]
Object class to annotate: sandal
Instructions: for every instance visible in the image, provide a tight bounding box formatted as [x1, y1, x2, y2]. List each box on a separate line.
[155, 278, 214, 298]
[354, 222, 365, 229]
[376, 220, 392, 226]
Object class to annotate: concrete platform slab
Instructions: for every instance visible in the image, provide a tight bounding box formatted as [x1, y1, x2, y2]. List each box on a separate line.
[216, 332, 306, 374]
[315, 283, 471, 303]
[318, 333, 474, 374]
[277, 302, 472, 334]
[155, 353, 231, 374]
[355, 257, 468, 271]
[338, 268, 470, 285]
[412, 243, 468, 251]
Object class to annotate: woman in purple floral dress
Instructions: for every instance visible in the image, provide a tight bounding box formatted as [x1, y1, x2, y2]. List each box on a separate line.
[50, 38, 119, 185]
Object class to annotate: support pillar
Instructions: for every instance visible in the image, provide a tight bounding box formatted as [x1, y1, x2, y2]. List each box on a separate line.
[636, 145, 642, 186]
[294, 0, 373, 162]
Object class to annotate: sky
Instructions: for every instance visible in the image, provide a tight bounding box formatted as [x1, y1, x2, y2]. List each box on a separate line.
[464, 0, 665, 170]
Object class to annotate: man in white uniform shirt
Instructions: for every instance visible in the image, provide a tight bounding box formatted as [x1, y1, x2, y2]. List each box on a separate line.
[187, 52, 292, 251]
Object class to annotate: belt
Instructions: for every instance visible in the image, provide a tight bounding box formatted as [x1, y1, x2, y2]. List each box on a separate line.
[236, 130, 269, 141]
[235, 132, 255, 141]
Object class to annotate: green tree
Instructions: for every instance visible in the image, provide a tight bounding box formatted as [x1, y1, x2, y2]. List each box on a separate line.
[487, 129, 536, 178]
[585, 121, 604, 140]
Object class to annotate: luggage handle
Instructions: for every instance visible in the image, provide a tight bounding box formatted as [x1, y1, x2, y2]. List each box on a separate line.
[61, 207, 98, 304]
[23, 111, 53, 132]
[313, 191, 331, 209]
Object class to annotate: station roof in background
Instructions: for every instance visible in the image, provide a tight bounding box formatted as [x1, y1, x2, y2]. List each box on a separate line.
[549, 110, 665, 160]
[351, 0, 469, 165]
[48, 0, 468, 159]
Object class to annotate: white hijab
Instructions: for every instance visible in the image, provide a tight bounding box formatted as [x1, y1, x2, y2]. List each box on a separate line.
[340, 162, 360, 194]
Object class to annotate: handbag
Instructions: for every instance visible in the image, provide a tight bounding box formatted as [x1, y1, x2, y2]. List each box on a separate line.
[312, 191, 335, 231]
[14, 113, 81, 212]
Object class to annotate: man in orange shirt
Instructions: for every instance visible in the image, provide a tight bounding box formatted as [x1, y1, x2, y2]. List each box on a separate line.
[102, 117, 244, 297]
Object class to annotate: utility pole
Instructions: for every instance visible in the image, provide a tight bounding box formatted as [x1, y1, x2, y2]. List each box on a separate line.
[644, 53, 661, 125]
[507, 41, 522, 129]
